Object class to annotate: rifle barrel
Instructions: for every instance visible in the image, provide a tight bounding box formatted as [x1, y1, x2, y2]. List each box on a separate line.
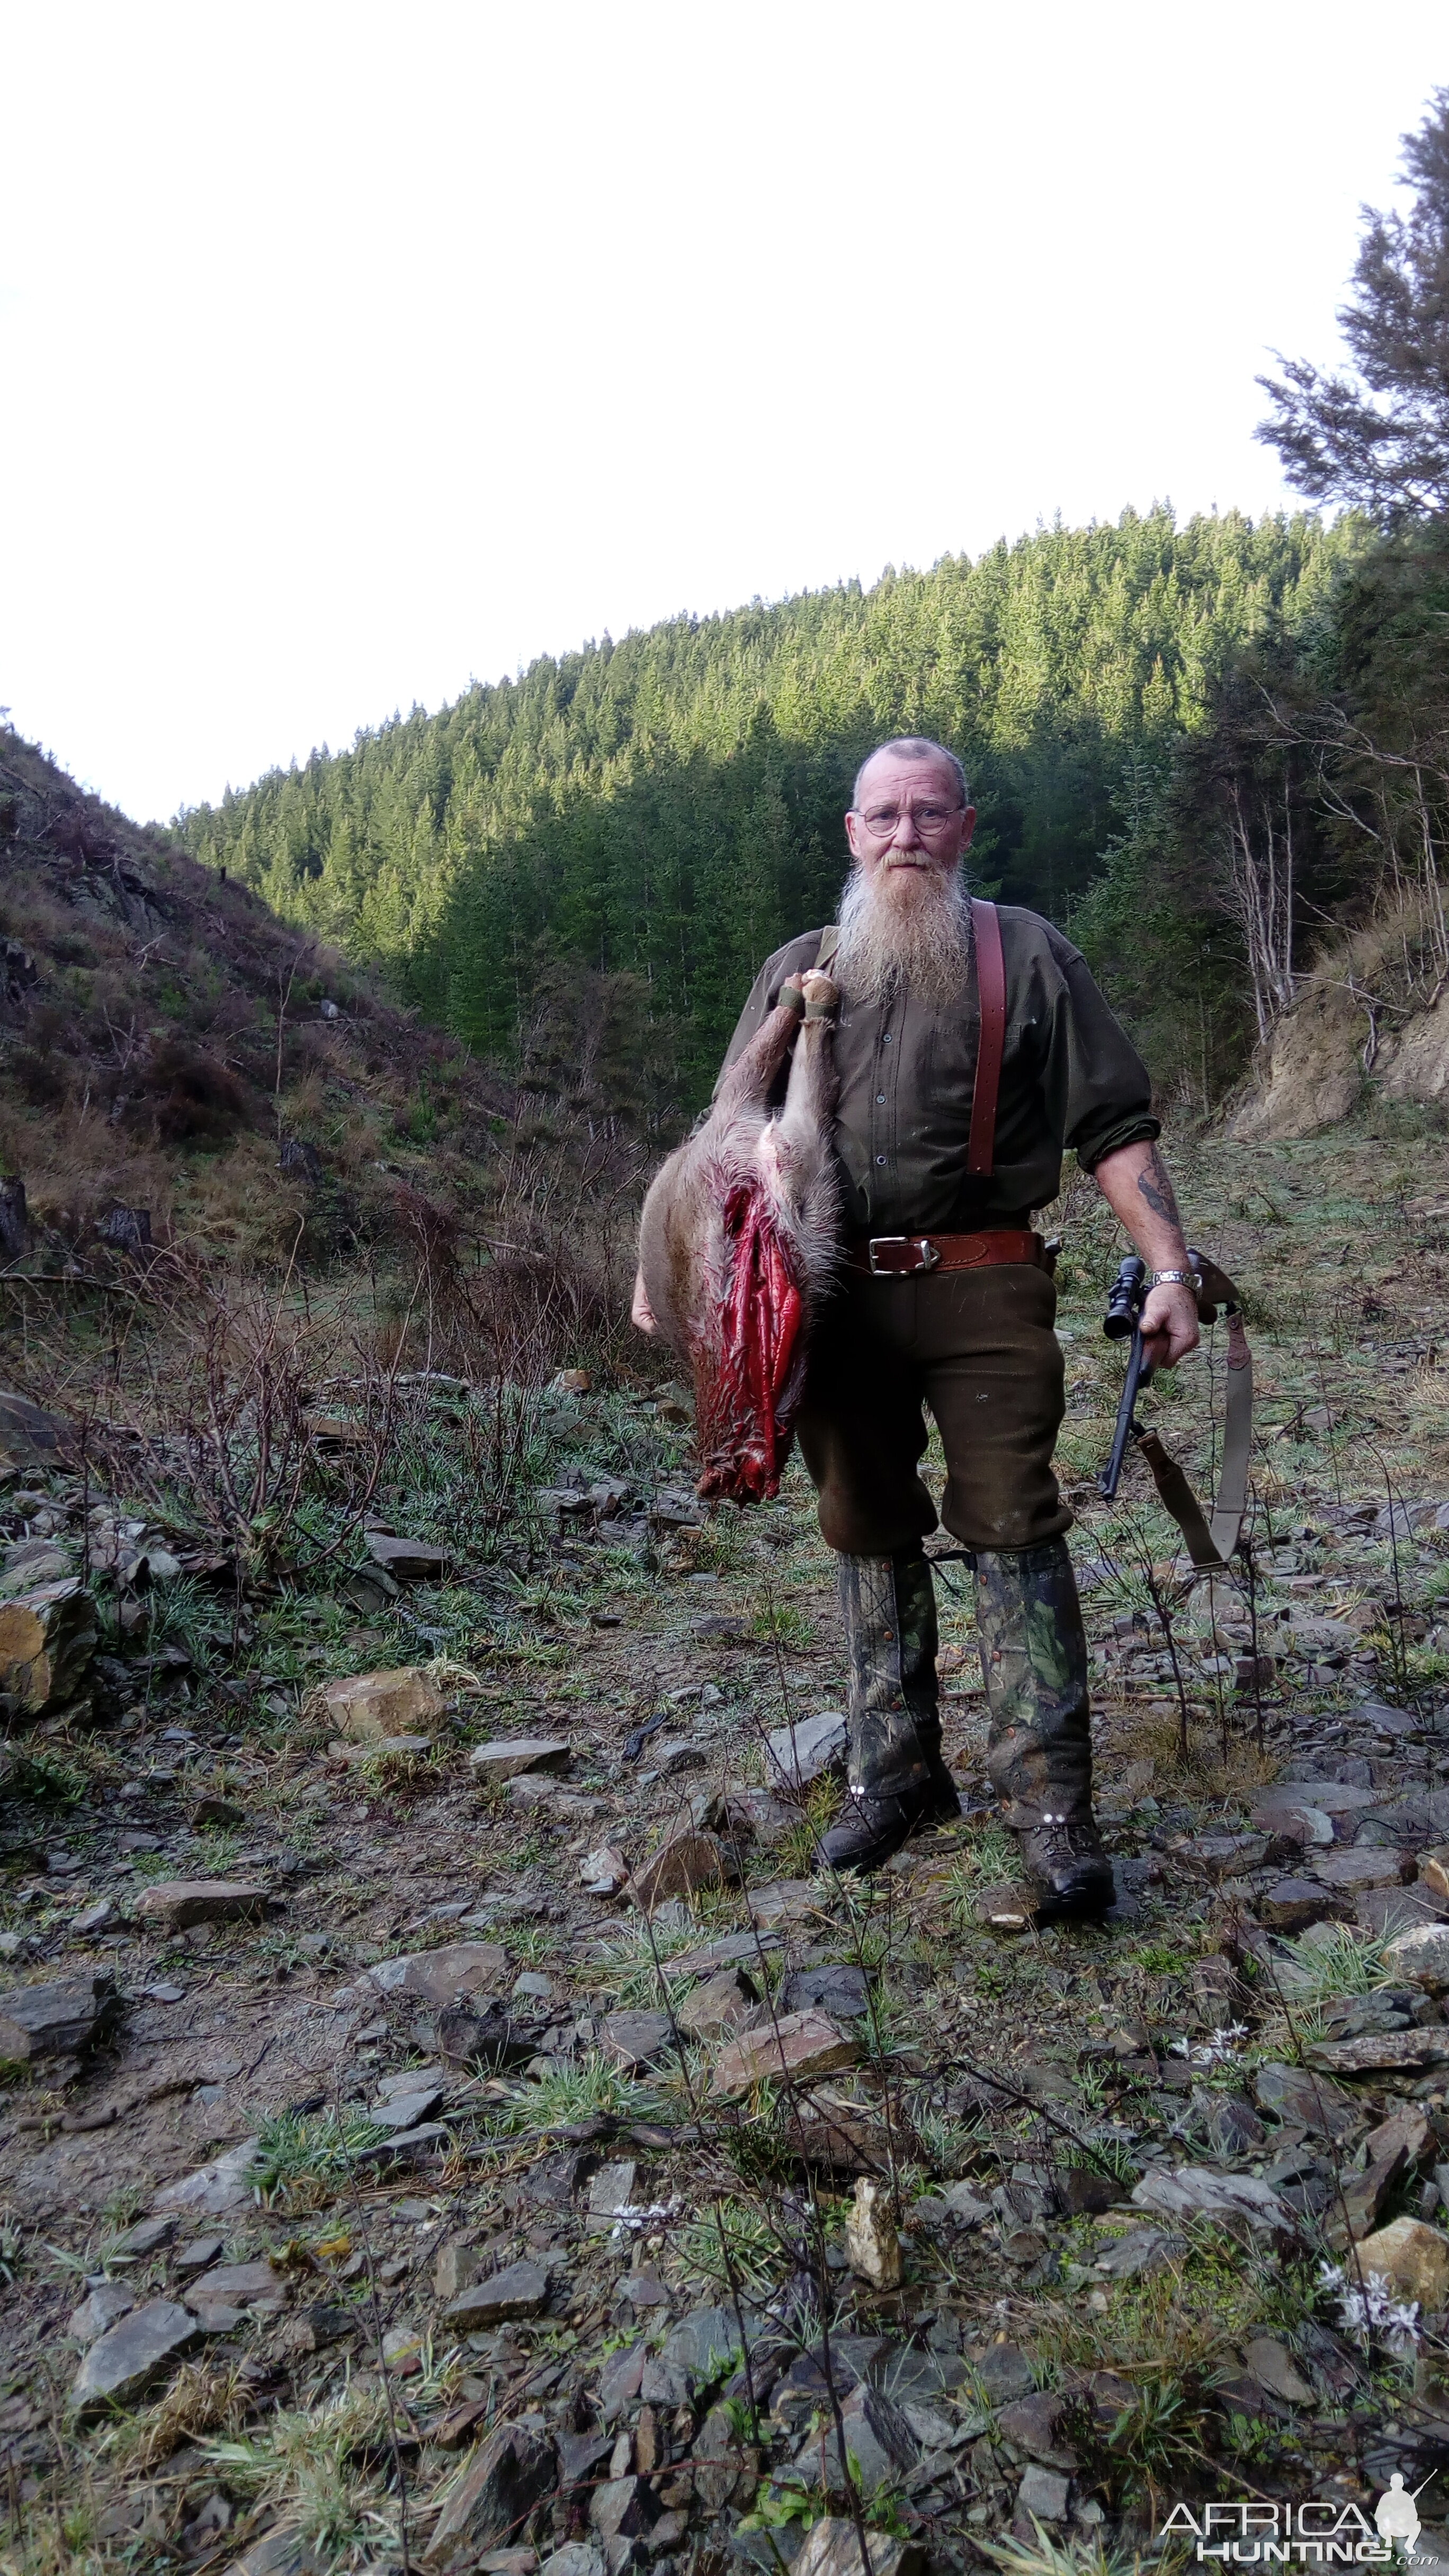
[1099, 1325, 1149, 1500]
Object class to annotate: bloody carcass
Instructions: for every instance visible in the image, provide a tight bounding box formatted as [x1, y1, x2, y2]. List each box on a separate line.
[638, 970, 841, 1502]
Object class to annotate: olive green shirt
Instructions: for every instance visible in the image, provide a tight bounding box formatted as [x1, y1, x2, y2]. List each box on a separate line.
[718, 905, 1159, 1233]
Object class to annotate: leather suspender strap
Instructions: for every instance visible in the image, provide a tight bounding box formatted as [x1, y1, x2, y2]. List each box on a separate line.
[967, 897, 1006, 1177]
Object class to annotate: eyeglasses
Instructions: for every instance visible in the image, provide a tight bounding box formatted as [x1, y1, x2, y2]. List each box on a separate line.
[853, 802, 965, 836]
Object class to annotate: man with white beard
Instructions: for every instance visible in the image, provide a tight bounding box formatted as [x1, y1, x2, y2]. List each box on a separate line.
[703, 737, 1201, 1915]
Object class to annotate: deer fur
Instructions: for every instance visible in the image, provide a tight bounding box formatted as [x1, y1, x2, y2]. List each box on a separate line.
[638, 969, 842, 1498]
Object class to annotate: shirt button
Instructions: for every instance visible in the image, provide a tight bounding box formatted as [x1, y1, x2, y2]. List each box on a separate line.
[881, 1032, 892, 1044]
[875, 1092, 887, 1105]
[875, 1154, 887, 1166]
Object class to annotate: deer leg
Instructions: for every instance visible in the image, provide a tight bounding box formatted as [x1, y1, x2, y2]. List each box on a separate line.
[768, 973, 838, 1170]
[710, 986, 807, 1126]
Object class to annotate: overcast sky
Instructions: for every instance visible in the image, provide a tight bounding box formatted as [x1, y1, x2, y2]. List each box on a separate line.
[3, 1, 1445, 825]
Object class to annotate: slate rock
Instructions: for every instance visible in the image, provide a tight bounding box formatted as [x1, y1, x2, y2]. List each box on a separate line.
[372, 2085, 445, 2130]
[425, 2418, 556, 2562]
[436, 1999, 535, 2067]
[971, 2342, 1035, 2403]
[366, 1942, 509, 2009]
[442, 2261, 549, 2329]
[658, 2304, 739, 2392]
[555, 2432, 613, 2493]
[591, 2477, 658, 2545]
[1057, 2166, 1127, 2216]
[135, 1881, 270, 1934]
[470, 1738, 571, 1781]
[763, 1711, 848, 1791]
[586, 2159, 639, 2231]
[625, 1829, 727, 1911]
[710, 2008, 857, 2097]
[1304, 2029, 1449, 2076]
[1254, 2061, 1359, 2139]
[112, 2214, 175, 2258]
[808, 2384, 919, 2495]
[676, 1967, 761, 2039]
[353, 2121, 449, 2165]
[1132, 2166, 1299, 2239]
[364, 1532, 450, 1580]
[1094, 2225, 1187, 2278]
[1258, 1878, 1352, 1932]
[1237, 2335, 1311, 2403]
[1315, 1847, 1415, 1892]
[0, 1971, 119, 2062]
[187, 2260, 280, 2310]
[596, 2342, 646, 2422]
[1361, 1885, 1449, 1939]
[1016, 2465, 1071, 2526]
[69, 2297, 203, 2416]
[540, 2551, 605, 2576]
[601, 2009, 675, 2071]
[68, 2283, 136, 2343]
[694, 2400, 758, 2513]
[1193, 2092, 1267, 2158]
[996, 2392, 1079, 2470]
[780, 1963, 872, 2019]
[939, 2179, 994, 2227]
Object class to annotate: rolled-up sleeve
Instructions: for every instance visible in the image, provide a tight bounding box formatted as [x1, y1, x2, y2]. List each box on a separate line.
[1046, 936, 1160, 1173]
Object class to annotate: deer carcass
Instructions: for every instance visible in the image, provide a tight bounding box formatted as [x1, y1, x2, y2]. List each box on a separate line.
[638, 970, 841, 1502]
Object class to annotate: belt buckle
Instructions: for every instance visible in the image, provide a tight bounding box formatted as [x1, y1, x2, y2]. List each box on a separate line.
[867, 1235, 940, 1275]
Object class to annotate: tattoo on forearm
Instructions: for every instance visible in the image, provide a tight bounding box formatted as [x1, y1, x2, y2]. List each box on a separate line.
[1136, 1144, 1183, 1232]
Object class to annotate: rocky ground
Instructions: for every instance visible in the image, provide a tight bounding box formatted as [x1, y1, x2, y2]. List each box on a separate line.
[5, 1121, 1449, 2576]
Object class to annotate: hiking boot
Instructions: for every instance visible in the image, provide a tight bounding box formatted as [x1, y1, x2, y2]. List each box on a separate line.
[1018, 1814, 1115, 1921]
[976, 1537, 1115, 1922]
[818, 1546, 952, 1876]
[819, 1774, 935, 1874]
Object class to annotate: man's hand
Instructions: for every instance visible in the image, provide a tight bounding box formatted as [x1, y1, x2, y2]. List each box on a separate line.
[631, 1266, 657, 1335]
[1139, 1280, 1200, 1370]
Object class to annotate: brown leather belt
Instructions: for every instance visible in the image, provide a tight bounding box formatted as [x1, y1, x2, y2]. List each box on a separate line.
[846, 1228, 1046, 1277]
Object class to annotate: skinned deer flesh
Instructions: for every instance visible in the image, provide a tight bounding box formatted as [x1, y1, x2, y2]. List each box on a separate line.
[638, 970, 841, 1502]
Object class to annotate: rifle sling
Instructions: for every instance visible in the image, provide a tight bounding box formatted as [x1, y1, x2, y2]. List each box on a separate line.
[1133, 1308, 1254, 1570]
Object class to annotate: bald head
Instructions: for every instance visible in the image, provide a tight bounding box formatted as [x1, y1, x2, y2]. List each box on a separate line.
[852, 737, 969, 812]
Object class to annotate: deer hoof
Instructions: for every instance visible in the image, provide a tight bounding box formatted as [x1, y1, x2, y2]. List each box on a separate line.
[800, 970, 838, 1020]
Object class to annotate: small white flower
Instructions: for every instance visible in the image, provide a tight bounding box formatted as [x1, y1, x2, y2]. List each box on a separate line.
[1170, 2022, 1251, 2069]
[1318, 2258, 1422, 2348]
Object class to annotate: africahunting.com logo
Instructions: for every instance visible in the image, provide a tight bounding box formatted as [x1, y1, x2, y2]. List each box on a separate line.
[1161, 2479, 1429, 2562]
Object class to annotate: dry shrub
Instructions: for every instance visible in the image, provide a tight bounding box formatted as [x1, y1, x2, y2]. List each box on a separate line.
[124, 2360, 249, 2470]
[129, 1040, 251, 1144]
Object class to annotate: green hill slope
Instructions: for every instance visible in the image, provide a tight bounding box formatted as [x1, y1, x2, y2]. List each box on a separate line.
[180, 506, 1354, 1106]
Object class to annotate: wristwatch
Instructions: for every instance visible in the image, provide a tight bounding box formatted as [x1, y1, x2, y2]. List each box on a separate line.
[1150, 1267, 1203, 1291]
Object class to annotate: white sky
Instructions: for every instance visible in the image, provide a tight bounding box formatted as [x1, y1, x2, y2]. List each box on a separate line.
[2, 1, 1445, 825]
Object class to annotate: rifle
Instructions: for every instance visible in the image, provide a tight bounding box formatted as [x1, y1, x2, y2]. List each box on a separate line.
[1095, 1248, 1255, 1568]
[1098, 1256, 1150, 1502]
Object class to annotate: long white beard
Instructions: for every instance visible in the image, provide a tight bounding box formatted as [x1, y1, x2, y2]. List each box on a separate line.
[834, 858, 973, 1010]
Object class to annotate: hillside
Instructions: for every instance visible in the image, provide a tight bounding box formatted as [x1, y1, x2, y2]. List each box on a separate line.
[178, 508, 1357, 1106]
[0, 733, 658, 1355]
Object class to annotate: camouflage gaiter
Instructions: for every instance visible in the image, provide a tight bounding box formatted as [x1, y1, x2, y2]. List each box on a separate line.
[976, 1537, 1094, 1827]
[836, 1546, 937, 1792]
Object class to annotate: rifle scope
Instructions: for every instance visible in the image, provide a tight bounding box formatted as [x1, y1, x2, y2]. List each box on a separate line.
[1103, 1254, 1147, 1341]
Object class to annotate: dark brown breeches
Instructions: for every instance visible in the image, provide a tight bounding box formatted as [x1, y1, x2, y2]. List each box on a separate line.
[794, 1265, 1070, 1557]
